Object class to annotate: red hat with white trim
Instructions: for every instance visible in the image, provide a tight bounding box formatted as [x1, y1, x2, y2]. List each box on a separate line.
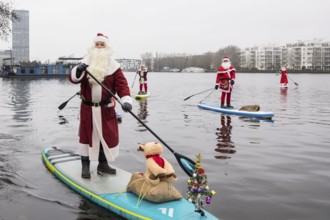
[94, 33, 109, 44]
[222, 56, 230, 62]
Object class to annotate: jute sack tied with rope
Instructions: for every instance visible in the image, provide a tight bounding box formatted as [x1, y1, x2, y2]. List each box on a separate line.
[127, 172, 182, 203]
[239, 105, 260, 112]
[126, 142, 182, 203]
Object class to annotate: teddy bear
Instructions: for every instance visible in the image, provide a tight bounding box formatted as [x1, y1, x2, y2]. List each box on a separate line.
[126, 142, 182, 203]
[137, 141, 178, 185]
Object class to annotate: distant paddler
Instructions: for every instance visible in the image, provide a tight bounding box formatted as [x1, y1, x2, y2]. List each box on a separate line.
[137, 64, 148, 95]
[279, 66, 289, 88]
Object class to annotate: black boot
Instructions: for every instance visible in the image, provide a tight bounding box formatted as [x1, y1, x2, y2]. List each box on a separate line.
[97, 162, 116, 174]
[98, 147, 116, 175]
[81, 156, 91, 178]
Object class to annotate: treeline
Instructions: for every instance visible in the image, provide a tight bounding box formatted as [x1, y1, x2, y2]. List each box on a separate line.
[141, 45, 241, 72]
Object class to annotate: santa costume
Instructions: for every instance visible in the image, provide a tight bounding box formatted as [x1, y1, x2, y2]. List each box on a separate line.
[215, 57, 236, 108]
[69, 33, 132, 177]
[279, 66, 289, 87]
[137, 64, 148, 94]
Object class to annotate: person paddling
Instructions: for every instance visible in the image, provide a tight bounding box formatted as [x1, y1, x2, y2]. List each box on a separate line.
[214, 57, 236, 108]
[137, 64, 148, 94]
[69, 33, 133, 178]
[279, 66, 289, 87]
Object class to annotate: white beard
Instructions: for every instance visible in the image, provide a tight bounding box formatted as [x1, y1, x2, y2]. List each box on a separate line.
[87, 46, 111, 85]
[221, 62, 231, 69]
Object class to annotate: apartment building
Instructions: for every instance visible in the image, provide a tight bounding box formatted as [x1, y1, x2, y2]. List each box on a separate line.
[240, 39, 330, 71]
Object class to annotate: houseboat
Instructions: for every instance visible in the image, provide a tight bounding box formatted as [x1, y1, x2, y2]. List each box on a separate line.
[0, 57, 82, 78]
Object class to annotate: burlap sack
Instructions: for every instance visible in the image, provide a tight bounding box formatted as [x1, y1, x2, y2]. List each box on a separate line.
[239, 105, 260, 112]
[127, 172, 182, 203]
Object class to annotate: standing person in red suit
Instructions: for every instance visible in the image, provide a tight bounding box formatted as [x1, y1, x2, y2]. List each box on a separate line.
[137, 64, 148, 94]
[279, 66, 289, 87]
[69, 33, 133, 178]
[215, 57, 236, 108]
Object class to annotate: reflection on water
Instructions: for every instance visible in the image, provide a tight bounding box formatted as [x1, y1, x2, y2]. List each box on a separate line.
[239, 116, 262, 127]
[58, 115, 69, 125]
[280, 87, 288, 96]
[214, 115, 236, 159]
[77, 198, 125, 220]
[136, 99, 149, 132]
[7, 78, 32, 124]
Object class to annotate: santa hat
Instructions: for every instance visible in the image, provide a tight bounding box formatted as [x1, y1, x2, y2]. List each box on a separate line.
[93, 33, 109, 44]
[222, 56, 230, 62]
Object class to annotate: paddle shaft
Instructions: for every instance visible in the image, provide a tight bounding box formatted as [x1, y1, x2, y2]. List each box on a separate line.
[86, 71, 195, 175]
[199, 89, 215, 103]
[131, 72, 138, 88]
[184, 88, 214, 101]
[58, 92, 80, 110]
[288, 75, 298, 86]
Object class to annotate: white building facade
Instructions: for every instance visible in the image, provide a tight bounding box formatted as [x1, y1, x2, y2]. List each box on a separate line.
[240, 39, 330, 71]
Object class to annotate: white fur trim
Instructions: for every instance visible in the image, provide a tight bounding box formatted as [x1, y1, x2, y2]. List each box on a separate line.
[71, 65, 85, 82]
[78, 143, 119, 162]
[121, 95, 133, 105]
[106, 58, 121, 76]
[94, 35, 109, 44]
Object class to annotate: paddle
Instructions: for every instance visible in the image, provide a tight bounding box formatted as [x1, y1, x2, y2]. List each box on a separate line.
[85, 70, 196, 177]
[58, 92, 80, 110]
[288, 75, 299, 86]
[199, 89, 216, 103]
[131, 72, 138, 88]
[184, 88, 214, 101]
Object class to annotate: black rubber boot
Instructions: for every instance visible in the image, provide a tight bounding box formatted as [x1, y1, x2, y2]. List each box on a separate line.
[98, 147, 116, 175]
[97, 162, 116, 174]
[81, 156, 91, 178]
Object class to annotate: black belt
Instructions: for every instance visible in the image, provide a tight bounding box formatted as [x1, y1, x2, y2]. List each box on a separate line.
[81, 99, 111, 107]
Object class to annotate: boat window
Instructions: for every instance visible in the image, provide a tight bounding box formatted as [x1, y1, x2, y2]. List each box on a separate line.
[54, 66, 59, 74]
[41, 66, 47, 74]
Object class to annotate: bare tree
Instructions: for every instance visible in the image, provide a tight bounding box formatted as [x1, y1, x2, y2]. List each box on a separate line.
[0, 1, 20, 41]
[141, 52, 153, 70]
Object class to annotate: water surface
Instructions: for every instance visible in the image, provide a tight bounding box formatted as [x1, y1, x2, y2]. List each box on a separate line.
[1, 72, 330, 220]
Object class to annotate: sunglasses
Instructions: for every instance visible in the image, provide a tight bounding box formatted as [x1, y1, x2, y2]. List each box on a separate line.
[95, 43, 105, 47]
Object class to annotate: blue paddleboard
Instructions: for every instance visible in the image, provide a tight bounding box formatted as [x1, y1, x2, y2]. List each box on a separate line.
[42, 147, 219, 220]
[198, 102, 274, 119]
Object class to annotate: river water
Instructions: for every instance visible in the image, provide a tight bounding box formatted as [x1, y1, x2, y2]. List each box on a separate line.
[0, 72, 330, 220]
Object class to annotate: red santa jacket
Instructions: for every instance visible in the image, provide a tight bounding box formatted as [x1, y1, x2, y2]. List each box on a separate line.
[69, 68, 131, 148]
[280, 70, 288, 84]
[215, 66, 236, 91]
[137, 69, 148, 82]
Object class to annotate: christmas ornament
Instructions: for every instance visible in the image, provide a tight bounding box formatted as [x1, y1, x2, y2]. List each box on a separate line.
[186, 153, 216, 217]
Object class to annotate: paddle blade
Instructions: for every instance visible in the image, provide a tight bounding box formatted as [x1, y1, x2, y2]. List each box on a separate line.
[174, 152, 196, 177]
[58, 101, 68, 110]
[183, 96, 193, 101]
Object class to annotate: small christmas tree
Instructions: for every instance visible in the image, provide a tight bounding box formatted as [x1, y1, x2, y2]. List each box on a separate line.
[186, 153, 216, 216]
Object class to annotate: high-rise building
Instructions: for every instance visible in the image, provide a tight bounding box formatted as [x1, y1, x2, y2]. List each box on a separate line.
[12, 10, 29, 63]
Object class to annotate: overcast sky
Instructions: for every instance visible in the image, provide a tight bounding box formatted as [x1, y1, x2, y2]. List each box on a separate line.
[1, 0, 329, 62]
